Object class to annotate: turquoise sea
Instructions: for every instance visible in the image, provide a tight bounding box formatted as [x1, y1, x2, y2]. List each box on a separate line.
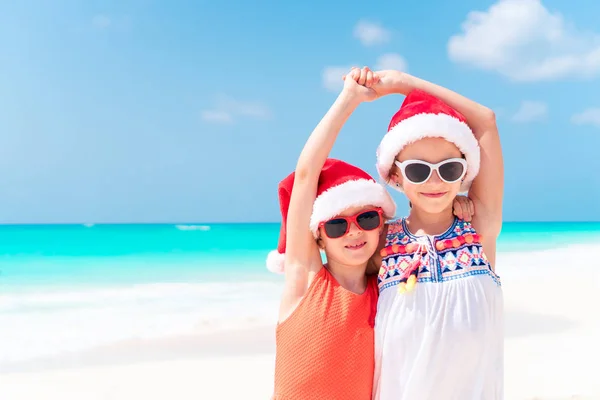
[1, 221, 599, 365]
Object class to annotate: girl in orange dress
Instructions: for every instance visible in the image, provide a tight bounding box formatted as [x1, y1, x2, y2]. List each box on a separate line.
[266, 67, 395, 400]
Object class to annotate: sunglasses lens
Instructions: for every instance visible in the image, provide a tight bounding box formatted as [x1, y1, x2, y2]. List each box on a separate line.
[324, 218, 349, 238]
[438, 161, 465, 182]
[356, 211, 381, 231]
[404, 163, 431, 183]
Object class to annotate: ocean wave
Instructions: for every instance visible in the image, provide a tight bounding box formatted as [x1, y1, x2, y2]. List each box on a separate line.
[3, 243, 599, 366]
[175, 225, 211, 231]
[0, 281, 281, 364]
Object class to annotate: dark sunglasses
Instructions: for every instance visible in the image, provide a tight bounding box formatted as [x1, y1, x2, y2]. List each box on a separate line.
[394, 158, 467, 184]
[319, 209, 383, 239]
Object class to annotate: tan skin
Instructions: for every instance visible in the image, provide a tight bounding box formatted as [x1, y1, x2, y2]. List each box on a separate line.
[347, 67, 503, 270]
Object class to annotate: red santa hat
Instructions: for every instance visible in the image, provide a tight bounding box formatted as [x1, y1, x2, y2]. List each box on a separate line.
[266, 158, 396, 274]
[376, 89, 480, 193]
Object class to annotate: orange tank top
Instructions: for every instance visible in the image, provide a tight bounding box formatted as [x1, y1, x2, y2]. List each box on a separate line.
[273, 267, 379, 400]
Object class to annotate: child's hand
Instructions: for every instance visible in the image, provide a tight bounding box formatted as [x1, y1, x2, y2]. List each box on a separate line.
[341, 66, 380, 103]
[371, 69, 410, 97]
[453, 195, 475, 221]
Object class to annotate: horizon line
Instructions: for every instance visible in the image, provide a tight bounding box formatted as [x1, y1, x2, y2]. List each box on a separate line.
[0, 220, 599, 226]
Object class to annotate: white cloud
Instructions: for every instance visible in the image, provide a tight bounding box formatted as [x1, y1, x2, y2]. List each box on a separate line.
[200, 110, 233, 124]
[375, 53, 408, 72]
[511, 101, 548, 122]
[353, 20, 391, 46]
[92, 14, 111, 29]
[322, 66, 353, 92]
[201, 95, 272, 124]
[322, 56, 407, 92]
[447, 0, 600, 81]
[571, 108, 600, 127]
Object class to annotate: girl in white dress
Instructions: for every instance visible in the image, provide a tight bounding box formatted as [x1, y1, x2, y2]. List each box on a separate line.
[364, 68, 504, 400]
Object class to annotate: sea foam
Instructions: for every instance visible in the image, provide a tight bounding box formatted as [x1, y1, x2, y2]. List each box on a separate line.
[0, 280, 281, 365]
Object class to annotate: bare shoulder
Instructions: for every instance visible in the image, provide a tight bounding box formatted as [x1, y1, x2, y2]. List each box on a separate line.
[278, 244, 323, 323]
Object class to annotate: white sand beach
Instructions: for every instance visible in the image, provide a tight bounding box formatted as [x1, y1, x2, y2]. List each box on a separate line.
[1, 245, 600, 400]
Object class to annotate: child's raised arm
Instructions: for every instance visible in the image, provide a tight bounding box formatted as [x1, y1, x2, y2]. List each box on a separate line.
[278, 67, 378, 321]
[373, 70, 503, 267]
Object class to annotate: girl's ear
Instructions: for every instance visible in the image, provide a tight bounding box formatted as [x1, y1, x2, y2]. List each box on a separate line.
[316, 237, 325, 250]
[389, 168, 403, 188]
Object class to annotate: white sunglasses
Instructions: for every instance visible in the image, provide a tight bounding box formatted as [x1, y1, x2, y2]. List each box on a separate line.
[394, 158, 467, 184]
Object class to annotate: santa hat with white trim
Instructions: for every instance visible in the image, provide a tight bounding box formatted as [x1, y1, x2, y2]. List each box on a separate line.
[266, 158, 396, 274]
[376, 89, 481, 193]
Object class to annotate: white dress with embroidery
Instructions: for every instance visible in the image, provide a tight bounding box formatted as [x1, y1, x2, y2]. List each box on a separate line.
[373, 217, 503, 400]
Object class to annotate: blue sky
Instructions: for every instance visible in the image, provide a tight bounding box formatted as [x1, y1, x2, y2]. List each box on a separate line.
[1, 0, 599, 223]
